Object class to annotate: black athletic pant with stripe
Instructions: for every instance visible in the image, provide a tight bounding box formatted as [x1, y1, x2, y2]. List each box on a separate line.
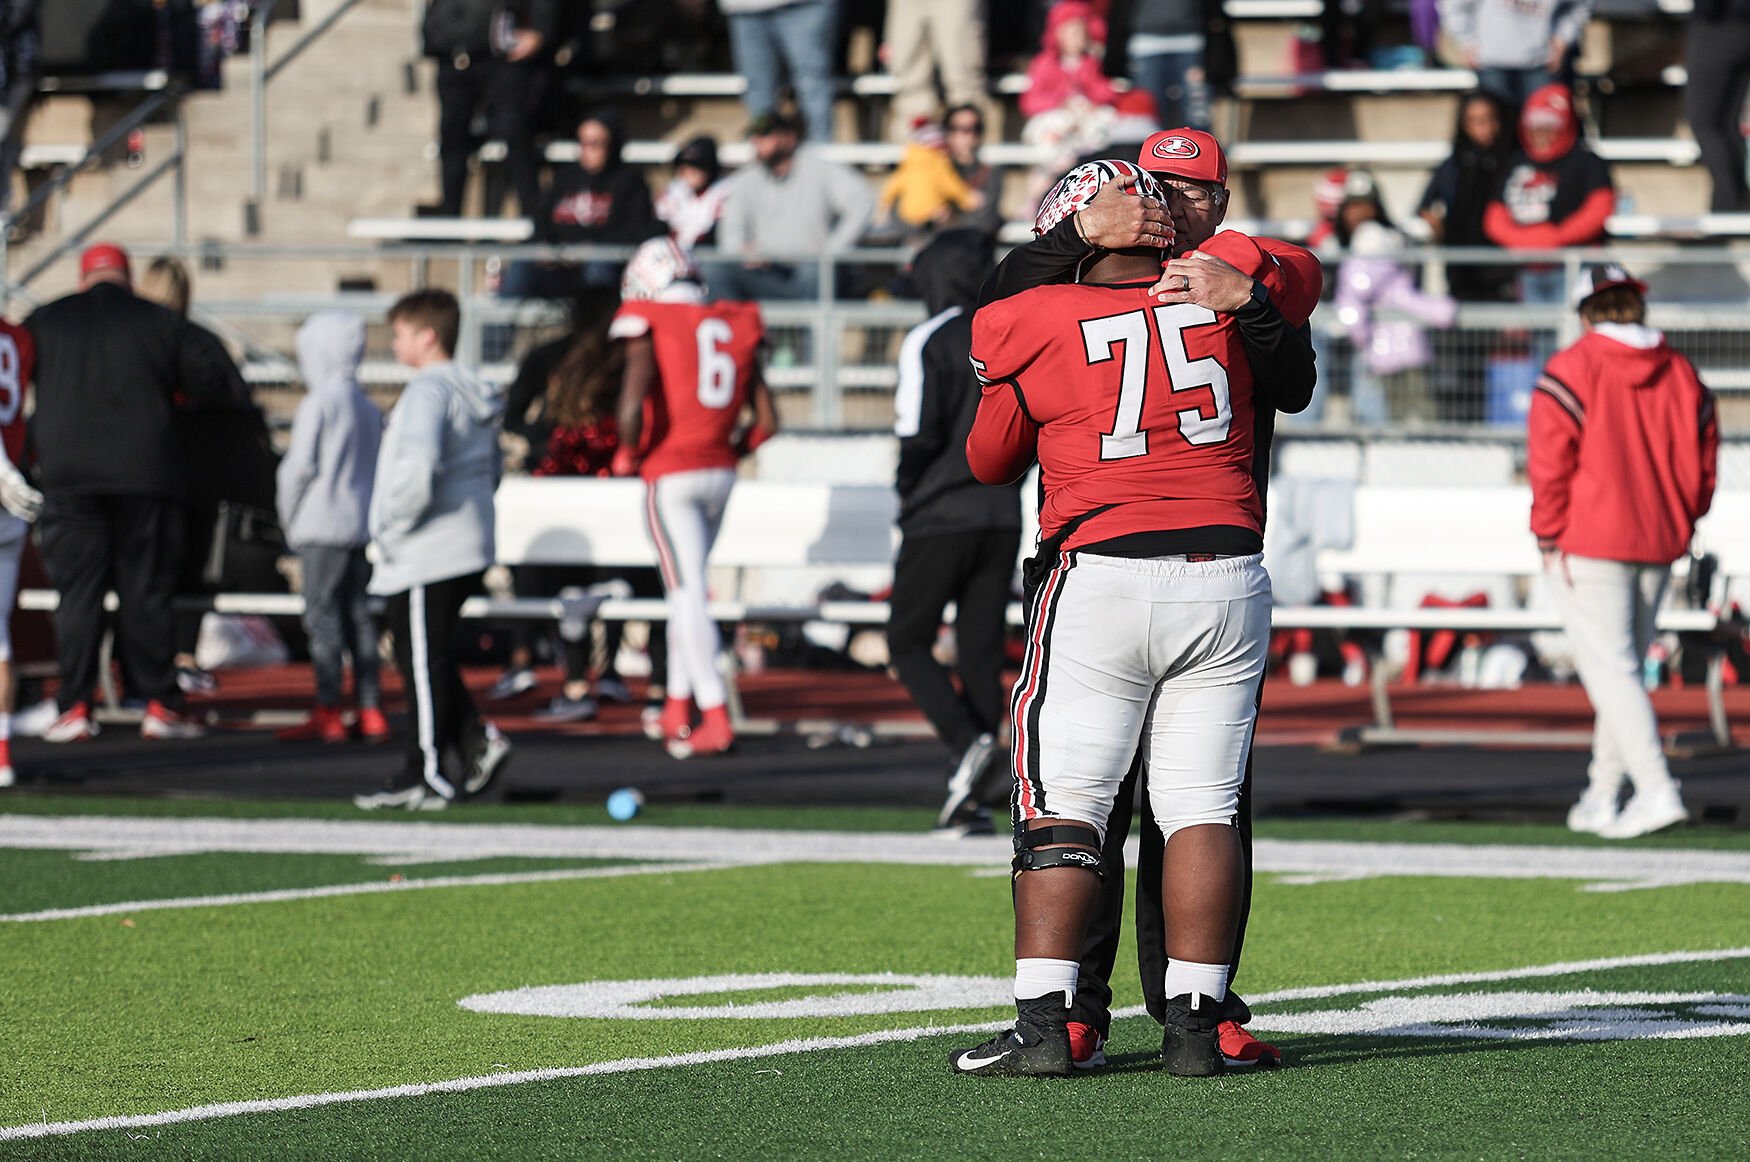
[386, 571, 487, 796]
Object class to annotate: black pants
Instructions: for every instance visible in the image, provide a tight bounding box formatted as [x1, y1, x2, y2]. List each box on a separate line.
[39, 493, 185, 711]
[436, 56, 543, 218]
[387, 573, 487, 795]
[1686, 19, 1750, 212]
[886, 528, 1019, 755]
[1068, 694, 1260, 1033]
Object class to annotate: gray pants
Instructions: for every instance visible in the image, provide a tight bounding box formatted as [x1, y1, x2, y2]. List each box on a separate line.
[299, 544, 379, 709]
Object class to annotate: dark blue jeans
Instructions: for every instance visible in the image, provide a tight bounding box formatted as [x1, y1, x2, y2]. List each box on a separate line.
[299, 544, 379, 708]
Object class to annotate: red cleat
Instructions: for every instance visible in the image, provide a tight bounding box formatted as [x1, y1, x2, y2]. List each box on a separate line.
[275, 706, 348, 744]
[668, 705, 733, 758]
[1218, 1020, 1282, 1069]
[1067, 1021, 1107, 1069]
[356, 707, 391, 743]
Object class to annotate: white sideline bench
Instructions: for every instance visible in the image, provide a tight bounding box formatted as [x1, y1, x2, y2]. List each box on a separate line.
[17, 479, 1745, 750]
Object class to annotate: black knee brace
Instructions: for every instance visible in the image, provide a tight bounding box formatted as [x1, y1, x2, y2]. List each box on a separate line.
[1012, 823, 1104, 878]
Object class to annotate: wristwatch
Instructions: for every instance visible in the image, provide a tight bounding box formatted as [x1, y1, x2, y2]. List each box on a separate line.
[1244, 278, 1271, 311]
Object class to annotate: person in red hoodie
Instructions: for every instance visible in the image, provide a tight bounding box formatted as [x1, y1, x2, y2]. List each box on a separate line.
[1484, 84, 1614, 303]
[1529, 263, 1718, 839]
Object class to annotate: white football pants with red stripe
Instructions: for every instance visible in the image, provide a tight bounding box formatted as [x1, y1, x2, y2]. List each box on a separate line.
[645, 468, 736, 710]
[1010, 551, 1271, 841]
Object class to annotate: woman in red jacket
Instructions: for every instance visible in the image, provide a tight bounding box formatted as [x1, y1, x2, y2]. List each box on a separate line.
[1529, 264, 1718, 838]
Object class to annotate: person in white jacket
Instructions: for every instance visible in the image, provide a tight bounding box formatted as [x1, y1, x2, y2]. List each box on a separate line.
[355, 290, 512, 810]
[275, 312, 387, 745]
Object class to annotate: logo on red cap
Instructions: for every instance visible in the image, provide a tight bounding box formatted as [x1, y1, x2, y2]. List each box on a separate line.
[1150, 135, 1202, 161]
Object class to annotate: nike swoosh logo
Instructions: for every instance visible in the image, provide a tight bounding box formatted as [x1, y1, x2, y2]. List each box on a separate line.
[955, 1050, 1012, 1070]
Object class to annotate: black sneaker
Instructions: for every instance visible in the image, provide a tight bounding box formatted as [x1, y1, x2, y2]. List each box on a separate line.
[936, 732, 996, 828]
[950, 998, 1073, 1077]
[931, 804, 996, 840]
[354, 773, 452, 812]
[1160, 993, 1226, 1077]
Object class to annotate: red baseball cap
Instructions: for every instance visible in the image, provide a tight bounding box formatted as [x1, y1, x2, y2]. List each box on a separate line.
[1139, 129, 1228, 186]
[79, 243, 131, 280]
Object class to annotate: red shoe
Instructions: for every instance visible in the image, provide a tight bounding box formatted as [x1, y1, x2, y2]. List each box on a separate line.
[668, 705, 733, 758]
[44, 702, 98, 743]
[1067, 1021, 1107, 1070]
[646, 696, 693, 743]
[141, 700, 206, 740]
[356, 707, 391, 743]
[275, 706, 348, 744]
[0, 736, 13, 787]
[1218, 1020, 1282, 1069]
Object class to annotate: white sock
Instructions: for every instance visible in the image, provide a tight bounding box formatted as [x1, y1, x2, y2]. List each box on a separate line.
[0, 712, 11, 741]
[1014, 957, 1079, 1008]
[1163, 959, 1230, 1006]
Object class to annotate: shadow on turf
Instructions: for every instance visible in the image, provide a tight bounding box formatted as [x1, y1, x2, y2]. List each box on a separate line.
[1094, 1033, 1551, 1074]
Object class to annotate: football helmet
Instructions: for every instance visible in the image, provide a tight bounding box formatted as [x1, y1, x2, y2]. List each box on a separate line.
[621, 236, 703, 302]
[1033, 159, 1165, 237]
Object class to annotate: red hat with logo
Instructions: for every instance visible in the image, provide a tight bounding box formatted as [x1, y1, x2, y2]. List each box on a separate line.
[79, 243, 132, 280]
[1139, 129, 1228, 186]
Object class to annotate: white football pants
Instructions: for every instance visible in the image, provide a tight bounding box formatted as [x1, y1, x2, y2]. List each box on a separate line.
[645, 468, 736, 710]
[1011, 551, 1271, 842]
[1545, 553, 1677, 797]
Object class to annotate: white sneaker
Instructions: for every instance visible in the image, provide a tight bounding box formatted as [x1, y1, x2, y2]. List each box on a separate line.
[1288, 652, 1318, 686]
[14, 697, 62, 738]
[353, 782, 451, 811]
[0, 764, 13, 789]
[937, 733, 997, 828]
[1565, 787, 1621, 835]
[1599, 786, 1689, 839]
[463, 723, 514, 796]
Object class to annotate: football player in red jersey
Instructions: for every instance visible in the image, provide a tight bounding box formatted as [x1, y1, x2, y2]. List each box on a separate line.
[0, 315, 41, 788]
[949, 154, 1318, 1080]
[610, 237, 779, 758]
[971, 132, 1321, 1075]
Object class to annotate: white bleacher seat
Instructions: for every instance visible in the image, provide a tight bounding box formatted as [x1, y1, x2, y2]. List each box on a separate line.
[348, 217, 533, 242]
[751, 434, 897, 486]
[1361, 441, 1515, 487]
[1276, 439, 1364, 481]
[18, 144, 85, 169]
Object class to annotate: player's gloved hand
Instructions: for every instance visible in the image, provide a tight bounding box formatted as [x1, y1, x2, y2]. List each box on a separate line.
[610, 447, 641, 478]
[1075, 176, 1174, 252]
[0, 462, 43, 522]
[1152, 251, 1255, 312]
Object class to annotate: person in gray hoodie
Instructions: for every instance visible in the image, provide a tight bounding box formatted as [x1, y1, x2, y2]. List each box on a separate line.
[275, 311, 387, 745]
[355, 290, 512, 810]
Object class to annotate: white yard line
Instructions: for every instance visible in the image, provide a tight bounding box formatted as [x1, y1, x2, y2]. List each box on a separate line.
[1, 948, 1744, 1143]
[4, 815, 1750, 890]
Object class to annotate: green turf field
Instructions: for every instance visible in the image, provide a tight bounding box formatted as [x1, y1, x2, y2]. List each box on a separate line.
[2, 797, 1747, 1158]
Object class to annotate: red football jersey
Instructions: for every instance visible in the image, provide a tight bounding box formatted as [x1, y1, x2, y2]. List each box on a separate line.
[967, 231, 1300, 549]
[611, 300, 764, 481]
[0, 319, 33, 466]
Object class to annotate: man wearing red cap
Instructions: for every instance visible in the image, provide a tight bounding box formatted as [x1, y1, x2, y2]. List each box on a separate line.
[1530, 263, 1716, 839]
[965, 130, 1321, 1073]
[25, 242, 238, 742]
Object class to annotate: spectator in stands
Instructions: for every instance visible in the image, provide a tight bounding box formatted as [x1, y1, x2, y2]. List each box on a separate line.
[1089, 88, 1165, 165]
[1126, 0, 1221, 129]
[135, 257, 263, 700]
[940, 104, 1005, 235]
[274, 312, 388, 746]
[1322, 0, 1384, 70]
[0, 0, 38, 222]
[1685, 0, 1750, 212]
[496, 288, 642, 721]
[875, 117, 982, 238]
[1021, 1, 1119, 211]
[422, 0, 557, 219]
[1333, 212, 1457, 424]
[1530, 263, 1716, 838]
[887, 229, 1018, 836]
[356, 290, 511, 810]
[882, 0, 988, 140]
[1484, 84, 1613, 303]
[656, 136, 732, 250]
[721, 0, 839, 145]
[27, 244, 230, 743]
[1306, 166, 1350, 254]
[1438, 0, 1592, 110]
[712, 111, 874, 301]
[507, 111, 659, 299]
[1418, 90, 1516, 302]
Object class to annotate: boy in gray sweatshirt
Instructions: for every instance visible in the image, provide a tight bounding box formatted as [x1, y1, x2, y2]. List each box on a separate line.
[354, 290, 512, 810]
[276, 311, 386, 744]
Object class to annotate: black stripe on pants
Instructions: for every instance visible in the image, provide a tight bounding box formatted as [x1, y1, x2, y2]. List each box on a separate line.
[386, 572, 485, 796]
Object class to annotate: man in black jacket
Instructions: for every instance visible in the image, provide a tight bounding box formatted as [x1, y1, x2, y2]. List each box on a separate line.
[974, 146, 1319, 1071]
[887, 230, 1020, 836]
[423, 0, 557, 218]
[26, 244, 235, 742]
[0, 0, 38, 219]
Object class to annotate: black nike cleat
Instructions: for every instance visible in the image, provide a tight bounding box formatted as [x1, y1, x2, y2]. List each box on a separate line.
[1160, 993, 1226, 1077]
[950, 999, 1073, 1077]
